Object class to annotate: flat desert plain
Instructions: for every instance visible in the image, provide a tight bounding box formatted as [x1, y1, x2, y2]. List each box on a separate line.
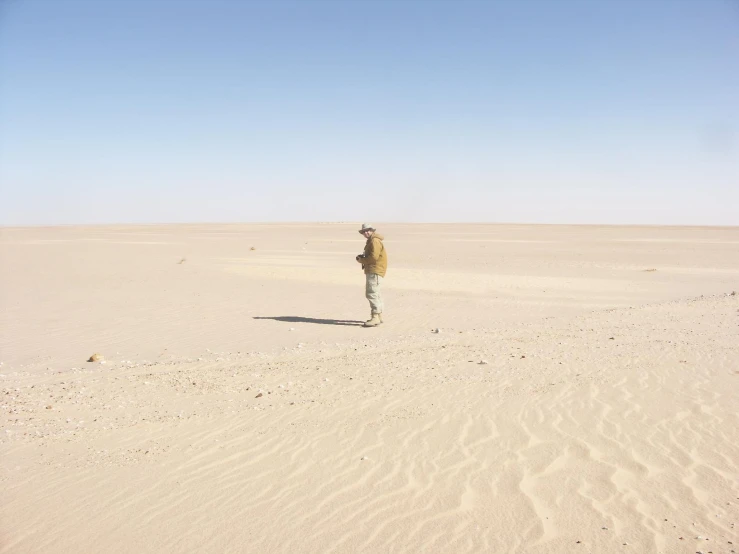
[1, 223, 738, 554]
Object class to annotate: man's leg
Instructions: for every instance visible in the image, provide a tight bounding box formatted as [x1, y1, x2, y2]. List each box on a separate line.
[375, 275, 384, 320]
[364, 273, 383, 326]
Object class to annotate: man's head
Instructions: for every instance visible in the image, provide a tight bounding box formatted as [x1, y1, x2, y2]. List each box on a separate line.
[358, 223, 375, 238]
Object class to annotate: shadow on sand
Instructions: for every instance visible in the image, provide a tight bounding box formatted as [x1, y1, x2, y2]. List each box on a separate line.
[253, 316, 364, 327]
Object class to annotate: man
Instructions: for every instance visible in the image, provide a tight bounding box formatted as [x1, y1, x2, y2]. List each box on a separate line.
[356, 223, 387, 327]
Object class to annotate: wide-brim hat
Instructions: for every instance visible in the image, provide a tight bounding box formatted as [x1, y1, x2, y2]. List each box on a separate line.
[358, 223, 375, 234]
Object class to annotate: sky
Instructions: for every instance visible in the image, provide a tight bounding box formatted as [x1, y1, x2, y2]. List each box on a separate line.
[0, 0, 737, 225]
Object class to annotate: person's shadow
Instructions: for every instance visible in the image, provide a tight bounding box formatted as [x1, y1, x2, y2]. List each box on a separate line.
[253, 316, 364, 327]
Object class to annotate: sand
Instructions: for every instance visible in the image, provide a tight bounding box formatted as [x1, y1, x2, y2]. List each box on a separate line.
[1, 223, 737, 553]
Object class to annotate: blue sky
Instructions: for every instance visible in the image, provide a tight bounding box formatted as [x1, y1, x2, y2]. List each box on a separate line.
[0, 0, 737, 225]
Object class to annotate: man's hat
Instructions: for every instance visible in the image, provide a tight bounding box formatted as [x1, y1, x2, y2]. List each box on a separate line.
[358, 223, 375, 234]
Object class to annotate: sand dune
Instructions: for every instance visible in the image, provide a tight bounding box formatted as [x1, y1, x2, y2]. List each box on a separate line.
[1, 224, 738, 553]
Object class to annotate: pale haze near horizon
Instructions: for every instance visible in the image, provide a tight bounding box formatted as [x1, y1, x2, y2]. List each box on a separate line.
[0, 0, 737, 226]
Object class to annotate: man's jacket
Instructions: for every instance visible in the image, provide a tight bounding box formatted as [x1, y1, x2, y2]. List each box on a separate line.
[360, 233, 388, 277]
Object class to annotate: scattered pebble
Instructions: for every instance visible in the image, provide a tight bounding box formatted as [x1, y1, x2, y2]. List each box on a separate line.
[87, 353, 103, 363]
[478, 360, 488, 365]
[255, 393, 263, 398]
[431, 328, 441, 333]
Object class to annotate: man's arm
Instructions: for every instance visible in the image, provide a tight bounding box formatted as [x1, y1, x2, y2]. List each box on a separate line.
[360, 238, 381, 264]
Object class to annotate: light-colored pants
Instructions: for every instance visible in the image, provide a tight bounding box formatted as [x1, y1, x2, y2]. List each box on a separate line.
[365, 273, 384, 314]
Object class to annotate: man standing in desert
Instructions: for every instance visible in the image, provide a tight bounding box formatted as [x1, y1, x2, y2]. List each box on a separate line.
[356, 223, 388, 327]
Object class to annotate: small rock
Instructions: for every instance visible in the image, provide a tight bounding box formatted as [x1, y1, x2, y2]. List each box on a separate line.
[88, 353, 103, 363]
[255, 393, 263, 398]
[45, 405, 52, 410]
[431, 328, 441, 333]
[478, 360, 488, 365]
[250, 246, 256, 251]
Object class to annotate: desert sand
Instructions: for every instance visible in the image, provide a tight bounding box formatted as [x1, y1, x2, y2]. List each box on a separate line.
[1, 223, 737, 554]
